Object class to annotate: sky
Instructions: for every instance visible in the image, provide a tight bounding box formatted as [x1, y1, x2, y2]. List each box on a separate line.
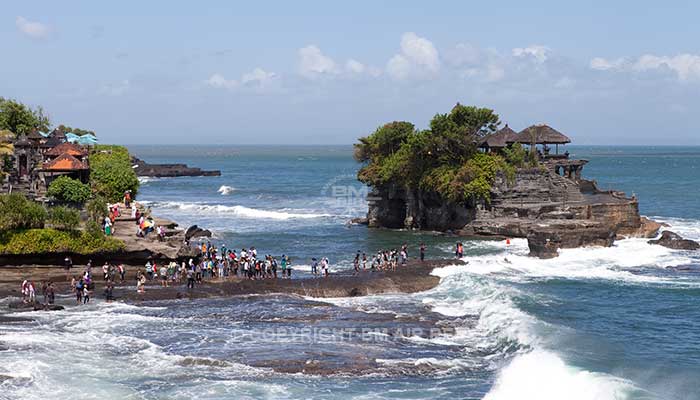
[1, 1, 699, 145]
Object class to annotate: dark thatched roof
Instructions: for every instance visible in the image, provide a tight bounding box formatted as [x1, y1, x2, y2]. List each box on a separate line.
[509, 124, 571, 145]
[50, 128, 66, 139]
[27, 130, 44, 140]
[479, 125, 518, 149]
[41, 135, 64, 148]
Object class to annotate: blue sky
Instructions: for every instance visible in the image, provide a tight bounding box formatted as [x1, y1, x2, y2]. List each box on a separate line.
[1, 1, 699, 145]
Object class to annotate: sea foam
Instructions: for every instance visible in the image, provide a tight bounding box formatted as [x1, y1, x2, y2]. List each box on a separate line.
[142, 201, 332, 220]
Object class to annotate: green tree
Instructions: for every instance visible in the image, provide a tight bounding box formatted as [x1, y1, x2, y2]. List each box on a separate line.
[47, 176, 92, 204]
[85, 196, 108, 222]
[0, 97, 50, 136]
[356, 103, 509, 204]
[48, 206, 81, 231]
[0, 194, 47, 231]
[89, 145, 139, 202]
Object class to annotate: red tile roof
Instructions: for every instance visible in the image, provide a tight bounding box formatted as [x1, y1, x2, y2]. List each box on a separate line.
[45, 142, 88, 157]
[42, 153, 88, 171]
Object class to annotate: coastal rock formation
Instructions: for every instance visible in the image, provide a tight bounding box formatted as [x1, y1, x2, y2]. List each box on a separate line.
[185, 225, 213, 240]
[526, 220, 616, 258]
[648, 231, 700, 250]
[367, 184, 474, 230]
[366, 168, 658, 258]
[131, 157, 221, 177]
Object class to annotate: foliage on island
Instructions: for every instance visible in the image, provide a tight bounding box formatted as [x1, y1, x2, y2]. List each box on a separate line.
[47, 176, 92, 204]
[0, 193, 124, 255]
[354, 104, 522, 203]
[90, 144, 139, 202]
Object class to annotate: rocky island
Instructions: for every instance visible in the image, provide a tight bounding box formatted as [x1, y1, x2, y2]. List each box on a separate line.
[131, 156, 221, 177]
[354, 104, 677, 258]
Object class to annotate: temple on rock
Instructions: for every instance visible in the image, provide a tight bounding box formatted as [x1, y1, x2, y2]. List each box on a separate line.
[479, 123, 588, 181]
[1, 128, 91, 198]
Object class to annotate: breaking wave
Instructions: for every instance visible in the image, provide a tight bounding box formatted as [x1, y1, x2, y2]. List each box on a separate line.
[218, 185, 235, 195]
[143, 200, 333, 220]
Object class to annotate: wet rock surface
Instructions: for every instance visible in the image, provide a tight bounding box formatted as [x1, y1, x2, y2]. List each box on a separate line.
[648, 231, 700, 250]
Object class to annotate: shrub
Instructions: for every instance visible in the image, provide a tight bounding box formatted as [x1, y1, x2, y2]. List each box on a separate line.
[0, 228, 124, 255]
[86, 196, 108, 222]
[90, 145, 139, 202]
[47, 176, 92, 204]
[0, 194, 46, 231]
[48, 206, 81, 231]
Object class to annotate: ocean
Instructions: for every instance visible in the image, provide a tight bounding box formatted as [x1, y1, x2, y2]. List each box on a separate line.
[1, 145, 699, 399]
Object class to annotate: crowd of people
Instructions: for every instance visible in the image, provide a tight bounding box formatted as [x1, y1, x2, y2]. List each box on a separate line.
[132, 243, 296, 294]
[17, 239, 445, 306]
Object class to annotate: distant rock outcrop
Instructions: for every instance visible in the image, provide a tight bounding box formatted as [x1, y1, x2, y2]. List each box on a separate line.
[648, 231, 700, 250]
[132, 157, 221, 177]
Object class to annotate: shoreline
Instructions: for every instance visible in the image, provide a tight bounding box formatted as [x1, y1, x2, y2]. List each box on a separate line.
[1, 259, 461, 308]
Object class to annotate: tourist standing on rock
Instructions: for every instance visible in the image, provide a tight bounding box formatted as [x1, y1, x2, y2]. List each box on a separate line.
[46, 282, 55, 305]
[104, 281, 114, 302]
[82, 283, 90, 304]
[186, 267, 195, 289]
[420, 243, 426, 262]
[353, 252, 360, 273]
[311, 258, 318, 275]
[64, 256, 73, 281]
[321, 258, 330, 277]
[362, 252, 367, 269]
[280, 255, 287, 278]
[136, 271, 146, 293]
[159, 264, 168, 287]
[41, 281, 48, 304]
[75, 278, 84, 304]
[118, 264, 126, 282]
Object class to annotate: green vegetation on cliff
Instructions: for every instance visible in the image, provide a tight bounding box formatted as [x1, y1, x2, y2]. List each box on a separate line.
[0, 193, 124, 255]
[0, 228, 124, 255]
[90, 144, 139, 202]
[355, 104, 515, 203]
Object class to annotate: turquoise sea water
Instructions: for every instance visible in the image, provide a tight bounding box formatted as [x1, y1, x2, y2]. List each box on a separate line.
[1, 145, 699, 399]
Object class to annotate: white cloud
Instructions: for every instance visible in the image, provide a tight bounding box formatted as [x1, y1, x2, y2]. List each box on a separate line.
[298, 45, 338, 78]
[590, 53, 700, 81]
[345, 59, 366, 74]
[205, 73, 238, 89]
[633, 54, 700, 81]
[512, 45, 550, 63]
[241, 68, 277, 87]
[446, 43, 481, 66]
[16, 16, 50, 39]
[589, 57, 626, 71]
[386, 32, 440, 80]
[206, 68, 278, 91]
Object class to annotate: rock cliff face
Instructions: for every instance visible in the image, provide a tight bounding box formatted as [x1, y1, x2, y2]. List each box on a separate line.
[365, 167, 659, 258]
[367, 185, 474, 230]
